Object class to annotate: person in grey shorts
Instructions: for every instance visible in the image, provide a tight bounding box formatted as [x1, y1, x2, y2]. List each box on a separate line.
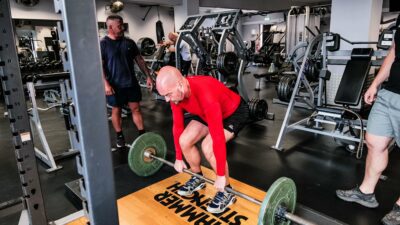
[336, 15, 400, 225]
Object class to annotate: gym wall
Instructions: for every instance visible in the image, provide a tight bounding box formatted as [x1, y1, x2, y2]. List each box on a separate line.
[10, 0, 175, 44]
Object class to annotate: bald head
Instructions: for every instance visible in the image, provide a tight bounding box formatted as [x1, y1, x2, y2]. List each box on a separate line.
[168, 32, 178, 43]
[156, 66, 183, 95]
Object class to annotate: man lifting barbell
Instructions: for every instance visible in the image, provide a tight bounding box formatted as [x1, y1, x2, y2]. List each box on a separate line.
[128, 132, 316, 225]
[155, 66, 249, 214]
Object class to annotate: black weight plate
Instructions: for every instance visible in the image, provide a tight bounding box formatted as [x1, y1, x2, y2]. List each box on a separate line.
[283, 76, 291, 102]
[137, 37, 156, 56]
[255, 99, 268, 120]
[277, 76, 285, 101]
[286, 76, 296, 101]
[278, 75, 290, 102]
[281, 75, 292, 101]
[217, 52, 238, 75]
[249, 98, 257, 119]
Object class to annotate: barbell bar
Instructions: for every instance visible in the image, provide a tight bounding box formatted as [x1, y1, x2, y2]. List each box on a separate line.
[127, 132, 318, 225]
[143, 151, 263, 205]
[143, 151, 316, 225]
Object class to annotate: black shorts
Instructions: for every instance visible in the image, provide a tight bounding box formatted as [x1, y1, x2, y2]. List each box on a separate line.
[106, 86, 142, 107]
[180, 59, 191, 76]
[184, 98, 249, 135]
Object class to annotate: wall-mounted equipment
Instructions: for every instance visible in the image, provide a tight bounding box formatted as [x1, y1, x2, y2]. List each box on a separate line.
[15, 0, 39, 7]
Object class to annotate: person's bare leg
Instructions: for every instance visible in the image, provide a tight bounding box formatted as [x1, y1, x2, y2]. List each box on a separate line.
[179, 121, 209, 173]
[359, 133, 392, 194]
[111, 107, 122, 132]
[201, 130, 235, 185]
[128, 102, 144, 131]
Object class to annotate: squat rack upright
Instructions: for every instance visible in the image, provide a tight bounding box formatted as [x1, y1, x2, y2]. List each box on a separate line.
[0, 0, 119, 224]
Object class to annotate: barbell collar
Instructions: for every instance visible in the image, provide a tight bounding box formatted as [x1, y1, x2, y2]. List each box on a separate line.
[148, 153, 263, 205]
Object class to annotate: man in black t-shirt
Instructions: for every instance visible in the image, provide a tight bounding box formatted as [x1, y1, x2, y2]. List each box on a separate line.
[100, 15, 152, 148]
[336, 15, 400, 225]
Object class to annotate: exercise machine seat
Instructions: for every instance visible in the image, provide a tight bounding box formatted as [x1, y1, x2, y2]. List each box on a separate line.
[334, 48, 373, 106]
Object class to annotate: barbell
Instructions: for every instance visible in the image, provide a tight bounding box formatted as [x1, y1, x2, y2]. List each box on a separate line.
[127, 132, 317, 225]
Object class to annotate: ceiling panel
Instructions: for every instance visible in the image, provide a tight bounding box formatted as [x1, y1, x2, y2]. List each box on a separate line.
[122, 0, 331, 10]
[199, 0, 331, 11]
[123, 0, 331, 11]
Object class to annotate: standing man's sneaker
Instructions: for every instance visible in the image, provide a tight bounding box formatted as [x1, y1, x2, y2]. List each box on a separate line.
[207, 191, 236, 214]
[177, 176, 206, 196]
[116, 134, 126, 148]
[382, 203, 400, 225]
[336, 187, 379, 208]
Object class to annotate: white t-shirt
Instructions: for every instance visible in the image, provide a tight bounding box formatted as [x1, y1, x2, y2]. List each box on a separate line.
[179, 41, 191, 61]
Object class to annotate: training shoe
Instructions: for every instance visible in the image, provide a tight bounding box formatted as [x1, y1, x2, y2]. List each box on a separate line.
[382, 204, 400, 225]
[116, 134, 126, 148]
[336, 187, 379, 208]
[177, 176, 206, 196]
[207, 191, 236, 214]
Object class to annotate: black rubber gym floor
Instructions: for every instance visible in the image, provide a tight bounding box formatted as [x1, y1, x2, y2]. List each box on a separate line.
[1, 67, 399, 225]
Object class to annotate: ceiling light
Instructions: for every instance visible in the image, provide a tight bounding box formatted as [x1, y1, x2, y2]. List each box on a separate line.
[110, 0, 124, 13]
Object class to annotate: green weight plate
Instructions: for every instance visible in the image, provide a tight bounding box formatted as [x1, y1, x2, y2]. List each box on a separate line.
[258, 177, 297, 225]
[128, 132, 167, 177]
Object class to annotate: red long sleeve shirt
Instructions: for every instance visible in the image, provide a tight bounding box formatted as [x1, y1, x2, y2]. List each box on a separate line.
[171, 76, 241, 176]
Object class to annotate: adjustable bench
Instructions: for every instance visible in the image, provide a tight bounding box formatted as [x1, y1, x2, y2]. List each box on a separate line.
[317, 47, 373, 117]
[314, 48, 373, 157]
[334, 48, 373, 106]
